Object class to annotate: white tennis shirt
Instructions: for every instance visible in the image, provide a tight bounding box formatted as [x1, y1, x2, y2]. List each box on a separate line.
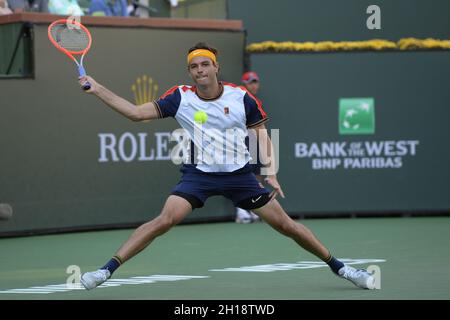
[154, 82, 268, 174]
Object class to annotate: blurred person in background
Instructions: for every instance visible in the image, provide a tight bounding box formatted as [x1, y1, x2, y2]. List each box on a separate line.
[7, 0, 48, 12]
[48, 0, 83, 15]
[0, 0, 13, 14]
[89, 0, 128, 16]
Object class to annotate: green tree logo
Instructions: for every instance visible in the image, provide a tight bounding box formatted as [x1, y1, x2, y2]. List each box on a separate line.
[339, 98, 375, 135]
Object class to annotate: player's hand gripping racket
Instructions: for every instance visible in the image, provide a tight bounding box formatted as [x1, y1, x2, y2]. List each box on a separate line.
[48, 18, 92, 90]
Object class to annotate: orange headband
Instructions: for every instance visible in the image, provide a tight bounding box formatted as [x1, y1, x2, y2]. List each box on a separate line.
[187, 49, 217, 65]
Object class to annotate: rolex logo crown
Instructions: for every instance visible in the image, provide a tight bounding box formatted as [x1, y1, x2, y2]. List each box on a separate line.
[131, 75, 159, 105]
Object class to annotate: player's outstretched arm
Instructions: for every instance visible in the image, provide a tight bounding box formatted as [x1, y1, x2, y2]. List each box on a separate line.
[78, 75, 159, 122]
[252, 123, 285, 199]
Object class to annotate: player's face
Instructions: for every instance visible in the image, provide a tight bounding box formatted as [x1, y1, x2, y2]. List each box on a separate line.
[188, 56, 219, 86]
[245, 81, 260, 96]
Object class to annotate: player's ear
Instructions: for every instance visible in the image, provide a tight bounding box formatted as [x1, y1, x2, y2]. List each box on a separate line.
[187, 65, 194, 78]
[214, 62, 220, 74]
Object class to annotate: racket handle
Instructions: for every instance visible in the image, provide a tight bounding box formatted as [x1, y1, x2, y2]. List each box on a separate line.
[82, 82, 91, 91]
[78, 65, 91, 91]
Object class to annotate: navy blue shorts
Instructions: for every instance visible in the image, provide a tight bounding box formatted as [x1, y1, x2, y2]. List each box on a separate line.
[250, 163, 262, 176]
[171, 172, 270, 210]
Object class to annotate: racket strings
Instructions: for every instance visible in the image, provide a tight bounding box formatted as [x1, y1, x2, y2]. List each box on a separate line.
[50, 24, 90, 52]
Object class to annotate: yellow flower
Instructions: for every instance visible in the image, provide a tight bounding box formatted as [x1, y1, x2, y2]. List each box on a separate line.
[246, 38, 449, 53]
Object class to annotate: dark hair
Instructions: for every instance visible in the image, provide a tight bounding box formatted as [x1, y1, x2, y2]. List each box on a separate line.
[188, 42, 219, 57]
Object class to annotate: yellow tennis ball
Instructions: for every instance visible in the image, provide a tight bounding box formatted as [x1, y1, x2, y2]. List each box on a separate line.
[194, 111, 208, 124]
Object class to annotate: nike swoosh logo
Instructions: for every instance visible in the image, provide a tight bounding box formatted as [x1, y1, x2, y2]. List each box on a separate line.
[251, 196, 262, 203]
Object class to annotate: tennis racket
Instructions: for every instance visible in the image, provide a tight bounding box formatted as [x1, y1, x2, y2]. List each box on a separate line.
[48, 18, 92, 90]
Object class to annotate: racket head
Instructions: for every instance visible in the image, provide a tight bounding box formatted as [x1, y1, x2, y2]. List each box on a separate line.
[48, 19, 92, 58]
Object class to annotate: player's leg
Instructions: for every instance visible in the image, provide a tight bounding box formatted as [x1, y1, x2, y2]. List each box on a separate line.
[80, 195, 193, 290]
[252, 199, 330, 259]
[115, 195, 193, 262]
[231, 173, 329, 260]
[252, 199, 376, 289]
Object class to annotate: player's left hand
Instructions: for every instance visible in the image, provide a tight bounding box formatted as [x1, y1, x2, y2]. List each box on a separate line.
[264, 175, 285, 200]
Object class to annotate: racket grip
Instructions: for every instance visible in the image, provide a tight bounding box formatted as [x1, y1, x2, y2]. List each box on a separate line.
[78, 65, 91, 90]
[82, 82, 91, 91]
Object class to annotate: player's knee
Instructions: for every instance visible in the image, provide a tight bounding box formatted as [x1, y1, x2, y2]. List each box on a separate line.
[154, 214, 176, 233]
[275, 222, 290, 236]
[272, 218, 295, 236]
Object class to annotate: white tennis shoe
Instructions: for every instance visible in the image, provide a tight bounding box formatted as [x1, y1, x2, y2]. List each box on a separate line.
[235, 208, 260, 224]
[338, 265, 376, 289]
[80, 269, 111, 290]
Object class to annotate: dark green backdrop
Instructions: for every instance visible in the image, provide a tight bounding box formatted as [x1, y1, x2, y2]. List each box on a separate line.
[226, 0, 450, 215]
[251, 51, 450, 214]
[228, 0, 450, 43]
[0, 23, 244, 236]
[1, 2, 450, 236]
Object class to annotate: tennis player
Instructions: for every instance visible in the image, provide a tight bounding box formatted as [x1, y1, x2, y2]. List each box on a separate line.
[79, 42, 375, 290]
